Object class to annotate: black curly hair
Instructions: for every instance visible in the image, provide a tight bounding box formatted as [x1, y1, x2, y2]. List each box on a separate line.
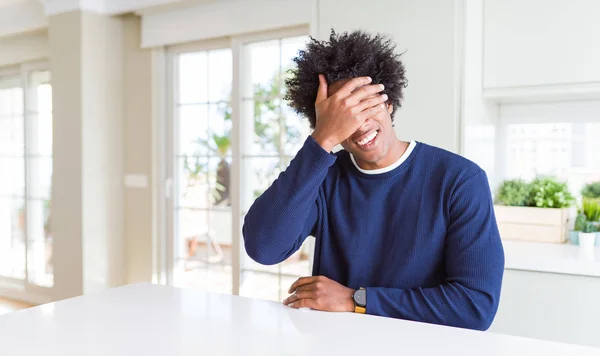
[284, 29, 407, 129]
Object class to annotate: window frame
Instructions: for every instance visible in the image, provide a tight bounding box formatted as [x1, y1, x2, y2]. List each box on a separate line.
[0, 60, 53, 300]
[165, 26, 310, 297]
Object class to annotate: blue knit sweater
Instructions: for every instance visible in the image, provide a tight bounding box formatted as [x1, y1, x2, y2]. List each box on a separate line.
[243, 136, 505, 330]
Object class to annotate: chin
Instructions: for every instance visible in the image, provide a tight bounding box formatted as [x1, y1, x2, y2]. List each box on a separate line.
[351, 147, 386, 163]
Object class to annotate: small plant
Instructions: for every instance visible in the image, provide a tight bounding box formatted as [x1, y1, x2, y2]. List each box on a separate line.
[575, 213, 587, 231]
[496, 179, 532, 206]
[582, 182, 600, 199]
[582, 220, 599, 234]
[582, 198, 600, 222]
[529, 177, 574, 208]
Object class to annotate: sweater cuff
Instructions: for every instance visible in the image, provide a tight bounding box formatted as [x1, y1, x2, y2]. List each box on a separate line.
[364, 287, 386, 317]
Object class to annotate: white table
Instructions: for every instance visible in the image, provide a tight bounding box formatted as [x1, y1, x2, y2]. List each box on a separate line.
[0, 284, 598, 356]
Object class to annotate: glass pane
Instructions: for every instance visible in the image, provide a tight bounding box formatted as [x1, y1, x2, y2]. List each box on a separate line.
[0, 80, 23, 117]
[26, 113, 53, 157]
[240, 271, 298, 302]
[280, 36, 308, 96]
[208, 49, 232, 102]
[27, 71, 52, 115]
[27, 240, 53, 287]
[248, 39, 281, 100]
[209, 157, 231, 207]
[178, 104, 209, 156]
[252, 98, 282, 155]
[0, 157, 25, 197]
[173, 259, 232, 295]
[208, 102, 231, 143]
[27, 157, 52, 200]
[0, 197, 25, 279]
[178, 156, 209, 209]
[282, 102, 309, 156]
[505, 122, 600, 196]
[0, 118, 24, 156]
[174, 208, 232, 294]
[178, 52, 208, 104]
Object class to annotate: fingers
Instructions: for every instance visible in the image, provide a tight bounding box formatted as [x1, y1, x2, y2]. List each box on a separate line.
[283, 287, 317, 306]
[336, 76, 373, 96]
[354, 93, 388, 113]
[288, 276, 317, 294]
[356, 102, 388, 121]
[289, 298, 317, 309]
[315, 74, 328, 103]
[347, 83, 385, 103]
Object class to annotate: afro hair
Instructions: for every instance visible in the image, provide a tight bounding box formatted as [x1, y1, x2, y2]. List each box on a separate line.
[284, 29, 408, 129]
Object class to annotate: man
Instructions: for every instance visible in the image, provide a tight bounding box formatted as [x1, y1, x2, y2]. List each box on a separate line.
[242, 30, 504, 331]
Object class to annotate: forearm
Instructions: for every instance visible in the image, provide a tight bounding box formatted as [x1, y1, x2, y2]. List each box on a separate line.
[242, 136, 336, 265]
[365, 282, 500, 331]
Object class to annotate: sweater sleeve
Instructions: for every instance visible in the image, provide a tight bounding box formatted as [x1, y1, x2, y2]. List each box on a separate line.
[365, 170, 505, 331]
[242, 136, 337, 265]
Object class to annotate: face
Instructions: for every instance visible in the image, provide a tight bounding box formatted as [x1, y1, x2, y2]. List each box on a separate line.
[328, 79, 397, 167]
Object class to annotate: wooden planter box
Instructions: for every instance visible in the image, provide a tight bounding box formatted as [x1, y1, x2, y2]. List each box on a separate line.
[493, 206, 570, 244]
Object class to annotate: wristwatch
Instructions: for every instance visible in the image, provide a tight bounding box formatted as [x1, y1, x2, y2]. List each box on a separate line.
[352, 287, 367, 314]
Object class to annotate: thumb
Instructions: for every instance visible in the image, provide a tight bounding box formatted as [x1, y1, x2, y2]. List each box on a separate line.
[316, 74, 328, 103]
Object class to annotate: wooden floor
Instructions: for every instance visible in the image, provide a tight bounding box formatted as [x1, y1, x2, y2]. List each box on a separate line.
[0, 298, 33, 316]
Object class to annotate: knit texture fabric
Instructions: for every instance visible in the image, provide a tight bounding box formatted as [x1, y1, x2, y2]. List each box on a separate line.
[243, 136, 505, 331]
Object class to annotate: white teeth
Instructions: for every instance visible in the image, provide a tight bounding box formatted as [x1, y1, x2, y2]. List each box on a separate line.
[357, 131, 378, 146]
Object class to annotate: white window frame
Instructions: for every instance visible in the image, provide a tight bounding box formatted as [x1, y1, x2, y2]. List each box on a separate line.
[164, 26, 309, 296]
[0, 60, 54, 304]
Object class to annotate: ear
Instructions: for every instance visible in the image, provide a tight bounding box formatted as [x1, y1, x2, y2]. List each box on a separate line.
[387, 103, 393, 114]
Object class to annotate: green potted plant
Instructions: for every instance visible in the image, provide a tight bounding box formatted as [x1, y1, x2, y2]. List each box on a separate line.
[581, 198, 600, 247]
[581, 182, 600, 199]
[575, 213, 598, 250]
[494, 177, 575, 243]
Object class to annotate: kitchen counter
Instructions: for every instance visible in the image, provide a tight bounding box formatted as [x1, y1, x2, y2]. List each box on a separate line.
[503, 240, 600, 277]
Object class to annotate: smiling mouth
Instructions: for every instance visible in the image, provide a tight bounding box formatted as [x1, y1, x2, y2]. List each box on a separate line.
[355, 130, 379, 147]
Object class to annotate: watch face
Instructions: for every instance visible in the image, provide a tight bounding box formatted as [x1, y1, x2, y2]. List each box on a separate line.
[353, 289, 366, 307]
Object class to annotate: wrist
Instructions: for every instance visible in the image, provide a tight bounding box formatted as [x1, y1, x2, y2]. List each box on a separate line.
[346, 289, 357, 312]
[311, 131, 336, 152]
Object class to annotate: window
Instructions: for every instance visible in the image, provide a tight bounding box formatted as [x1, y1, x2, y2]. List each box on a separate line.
[167, 28, 311, 301]
[239, 35, 311, 301]
[499, 101, 600, 195]
[0, 65, 53, 288]
[172, 46, 234, 294]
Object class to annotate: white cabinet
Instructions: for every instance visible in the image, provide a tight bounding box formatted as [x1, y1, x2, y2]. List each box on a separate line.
[484, 0, 600, 89]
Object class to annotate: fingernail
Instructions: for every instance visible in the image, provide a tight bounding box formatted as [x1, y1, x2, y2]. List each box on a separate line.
[367, 77, 372, 82]
[382, 94, 388, 101]
[380, 84, 385, 90]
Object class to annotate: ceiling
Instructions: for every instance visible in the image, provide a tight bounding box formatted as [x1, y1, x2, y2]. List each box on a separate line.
[0, 0, 32, 7]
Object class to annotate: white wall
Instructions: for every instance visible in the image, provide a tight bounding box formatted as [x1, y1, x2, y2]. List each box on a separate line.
[0, 0, 46, 39]
[0, 31, 48, 67]
[141, 0, 314, 48]
[318, 0, 462, 152]
[491, 269, 600, 348]
[80, 12, 125, 294]
[461, 0, 498, 185]
[484, 0, 600, 89]
[49, 11, 126, 299]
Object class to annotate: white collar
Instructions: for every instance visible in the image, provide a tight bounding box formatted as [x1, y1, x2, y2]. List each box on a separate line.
[350, 140, 417, 174]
